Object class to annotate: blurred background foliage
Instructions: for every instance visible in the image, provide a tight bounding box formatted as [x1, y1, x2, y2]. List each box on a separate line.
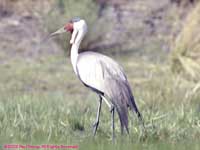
[0, 0, 199, 80]
[171, 3, 200, 80]
[44, 0, 99, 52]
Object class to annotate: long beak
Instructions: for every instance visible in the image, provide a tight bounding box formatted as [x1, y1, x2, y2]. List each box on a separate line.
[41, 27, 66, 43]
[50, 27, 66, 37]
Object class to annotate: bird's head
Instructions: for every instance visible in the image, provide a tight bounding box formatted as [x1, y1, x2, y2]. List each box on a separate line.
[49, 17, 87, 45]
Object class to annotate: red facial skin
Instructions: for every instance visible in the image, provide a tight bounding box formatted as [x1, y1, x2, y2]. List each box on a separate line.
[64, 23, 73, 33]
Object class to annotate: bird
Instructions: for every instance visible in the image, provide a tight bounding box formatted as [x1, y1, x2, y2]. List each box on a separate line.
[49, 17, 144, 140]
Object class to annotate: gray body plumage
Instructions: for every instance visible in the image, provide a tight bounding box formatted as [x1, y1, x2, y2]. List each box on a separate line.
[77, 51, 142, 133]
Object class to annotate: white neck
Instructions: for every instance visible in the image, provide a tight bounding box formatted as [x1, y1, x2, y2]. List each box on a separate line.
[70, 43, 79, 75]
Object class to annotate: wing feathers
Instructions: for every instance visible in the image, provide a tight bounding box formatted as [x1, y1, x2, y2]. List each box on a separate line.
[77, 52, 141, 133]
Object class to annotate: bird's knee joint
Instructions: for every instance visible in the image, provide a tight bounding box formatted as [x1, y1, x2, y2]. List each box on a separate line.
[110, 105, 115, 112]
[93, 121, 99, 127]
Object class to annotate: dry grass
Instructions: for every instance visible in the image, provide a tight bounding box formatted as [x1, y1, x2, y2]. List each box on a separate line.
[171, 2, 200, 80]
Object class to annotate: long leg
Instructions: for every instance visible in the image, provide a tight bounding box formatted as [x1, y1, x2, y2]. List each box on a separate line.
[111, 105, 115, 141]
[93, 95, 102, 136]
[99, 96, 116, 140]
[102, 96, 111, 108]
[101, 96, 115, 140]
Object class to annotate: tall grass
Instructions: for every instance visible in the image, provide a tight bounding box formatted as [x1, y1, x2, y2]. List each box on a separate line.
[171, 3, 200, 80]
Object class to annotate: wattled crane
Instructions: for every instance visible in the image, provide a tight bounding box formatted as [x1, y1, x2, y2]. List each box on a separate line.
[49, 18, 144, 140]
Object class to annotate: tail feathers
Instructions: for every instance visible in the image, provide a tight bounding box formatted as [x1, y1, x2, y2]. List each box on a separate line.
[126, 84, 144, 123]
[105, 79, 142, 134]
[106, 79, 132, 134]
[128, 89, 142, 119]
[115, 105, 129, 134]
[130, 95, 145, 126]
[127, 85, 145, 131]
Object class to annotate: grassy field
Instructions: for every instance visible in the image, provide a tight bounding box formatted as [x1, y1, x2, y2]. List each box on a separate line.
[0, 52, 200, 150]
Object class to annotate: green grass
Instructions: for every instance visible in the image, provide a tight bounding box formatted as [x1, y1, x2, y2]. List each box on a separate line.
[0, 54, 200, 149]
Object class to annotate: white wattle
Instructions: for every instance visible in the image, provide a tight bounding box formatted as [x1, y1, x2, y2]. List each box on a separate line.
[70, 44, 79, 75]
